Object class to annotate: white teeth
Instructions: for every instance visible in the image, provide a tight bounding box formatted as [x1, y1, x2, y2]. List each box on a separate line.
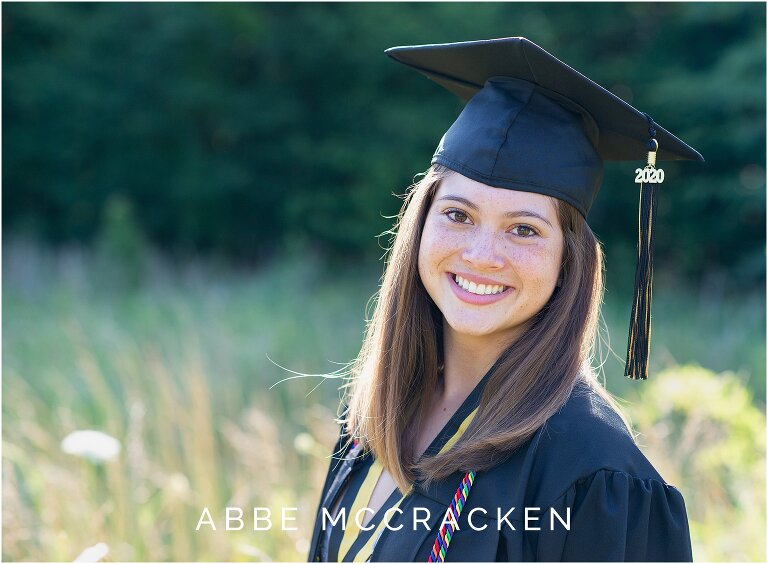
[453, 274, 507, 296]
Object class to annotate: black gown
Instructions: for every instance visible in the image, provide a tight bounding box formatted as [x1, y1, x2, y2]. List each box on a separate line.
[307, 370, 694, 562]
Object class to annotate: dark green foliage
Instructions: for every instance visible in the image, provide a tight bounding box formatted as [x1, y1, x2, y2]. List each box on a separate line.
[4, 3, 765, 286]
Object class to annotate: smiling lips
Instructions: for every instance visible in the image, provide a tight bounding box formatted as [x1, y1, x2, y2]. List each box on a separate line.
[448, 272, 513, 305]
[454, 274, 507, 295]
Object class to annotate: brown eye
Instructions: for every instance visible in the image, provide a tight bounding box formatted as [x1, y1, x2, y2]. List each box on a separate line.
[445, 209, 470, 224]
[511, 225, 537, 237]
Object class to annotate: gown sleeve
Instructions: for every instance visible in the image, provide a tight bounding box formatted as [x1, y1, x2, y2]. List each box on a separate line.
[526, 469, 693, 562]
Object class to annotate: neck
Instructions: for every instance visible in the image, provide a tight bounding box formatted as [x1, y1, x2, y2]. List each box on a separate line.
[437, 321, 520, 403]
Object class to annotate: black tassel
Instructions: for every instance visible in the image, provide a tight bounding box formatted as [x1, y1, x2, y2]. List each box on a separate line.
[625, 180, 658, 379]
[625, 118, 661, 381]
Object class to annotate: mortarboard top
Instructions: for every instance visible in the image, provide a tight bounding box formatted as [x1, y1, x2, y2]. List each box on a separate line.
[384, 37, 705, 381]
[385, 37, 704, 163]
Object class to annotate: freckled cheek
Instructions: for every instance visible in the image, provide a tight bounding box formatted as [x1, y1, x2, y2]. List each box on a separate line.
[418, 235, 445, 287]
[505, 247, 561, 286]
[420, 227, 462, 270]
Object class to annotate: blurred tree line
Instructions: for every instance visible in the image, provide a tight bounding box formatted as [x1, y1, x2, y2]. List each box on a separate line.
[4, 3, 765, 287]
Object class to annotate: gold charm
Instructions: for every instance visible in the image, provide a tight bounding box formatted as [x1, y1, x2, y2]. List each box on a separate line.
[635, 138, 664, 184]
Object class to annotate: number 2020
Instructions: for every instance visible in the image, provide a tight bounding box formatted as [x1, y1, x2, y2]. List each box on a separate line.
[635, 167, 665, 184]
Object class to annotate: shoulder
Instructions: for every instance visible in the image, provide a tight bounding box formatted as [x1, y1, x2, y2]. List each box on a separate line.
[525, 379, 666, 506]
[538, 378, 656, 476]
[488, 381, 693, 561]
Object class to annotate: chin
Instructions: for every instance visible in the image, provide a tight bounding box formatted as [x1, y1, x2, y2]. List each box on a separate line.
[444, 315, 504, 338]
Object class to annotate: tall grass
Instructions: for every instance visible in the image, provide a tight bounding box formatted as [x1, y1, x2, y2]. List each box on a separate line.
[4, 239, 361, 561]
[3, 238, 765, 561]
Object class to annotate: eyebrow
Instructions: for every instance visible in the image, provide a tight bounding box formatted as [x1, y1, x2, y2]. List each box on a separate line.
[436, 195, 555, 228]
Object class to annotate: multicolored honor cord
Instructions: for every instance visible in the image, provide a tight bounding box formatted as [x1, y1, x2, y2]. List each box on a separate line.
[427, 471, 476, 563]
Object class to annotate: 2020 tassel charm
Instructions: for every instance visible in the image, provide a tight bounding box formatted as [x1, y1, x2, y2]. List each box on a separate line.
[625, 115, 663, 380]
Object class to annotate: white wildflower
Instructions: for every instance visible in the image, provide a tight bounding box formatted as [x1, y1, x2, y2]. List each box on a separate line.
[73, 542, 109, 562]
[61, 430, 121, 463]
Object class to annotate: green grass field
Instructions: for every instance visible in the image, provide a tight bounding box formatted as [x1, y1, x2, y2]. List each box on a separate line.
[3, 239, 765, 561]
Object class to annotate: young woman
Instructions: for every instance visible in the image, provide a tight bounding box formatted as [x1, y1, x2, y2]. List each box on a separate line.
[307, 37, 701, 562]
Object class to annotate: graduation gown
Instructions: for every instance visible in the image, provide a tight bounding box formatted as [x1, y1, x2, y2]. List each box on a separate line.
[307, 371, 693, 562]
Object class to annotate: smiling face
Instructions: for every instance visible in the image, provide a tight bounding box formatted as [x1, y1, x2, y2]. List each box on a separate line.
[418, 172, 565, 344]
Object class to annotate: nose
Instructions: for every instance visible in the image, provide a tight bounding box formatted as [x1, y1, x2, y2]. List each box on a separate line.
[460, 230, 505, 270]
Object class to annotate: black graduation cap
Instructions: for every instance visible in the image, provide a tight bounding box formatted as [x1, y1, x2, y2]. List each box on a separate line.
[385, 37, 704, 381]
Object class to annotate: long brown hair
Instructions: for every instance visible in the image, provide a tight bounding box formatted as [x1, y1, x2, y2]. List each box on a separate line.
[343, 164, 631, 493]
